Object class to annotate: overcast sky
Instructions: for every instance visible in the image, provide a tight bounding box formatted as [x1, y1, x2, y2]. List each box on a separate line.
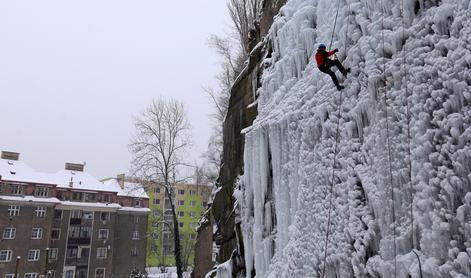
[0, 1, 229, 179]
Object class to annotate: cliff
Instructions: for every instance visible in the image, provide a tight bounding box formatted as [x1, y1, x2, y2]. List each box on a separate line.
[201, 0, 471, 277]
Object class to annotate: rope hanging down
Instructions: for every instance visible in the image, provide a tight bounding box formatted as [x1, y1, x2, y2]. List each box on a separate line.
[328, 0, 341, 50]
[321, 79, 343, 278]
[321, 0, 350, 277]
[380, 0, 397, 277]
[400, 0, 414, 249]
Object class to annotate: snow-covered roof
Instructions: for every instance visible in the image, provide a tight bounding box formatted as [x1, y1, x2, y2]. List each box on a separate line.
[118, 207, 151, 212]
[54, 169, 119, 193]
[58, 200, 121, 209]
[0, 158, 56, 185]
[103, 178, 148, 198]
[0, 195, 60, 204]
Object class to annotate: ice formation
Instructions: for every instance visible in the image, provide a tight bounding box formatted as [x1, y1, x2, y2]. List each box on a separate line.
[240, 0, 471, 277]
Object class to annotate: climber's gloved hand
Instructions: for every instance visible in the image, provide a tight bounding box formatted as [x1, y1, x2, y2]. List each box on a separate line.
[333, 48, 339, 53]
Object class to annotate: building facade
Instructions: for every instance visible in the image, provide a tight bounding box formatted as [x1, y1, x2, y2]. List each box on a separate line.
[146, 182, 213, 268]
[0, 151, 149, 278]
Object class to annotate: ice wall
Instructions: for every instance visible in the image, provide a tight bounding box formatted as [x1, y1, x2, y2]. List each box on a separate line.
[241, 0, 471, 277]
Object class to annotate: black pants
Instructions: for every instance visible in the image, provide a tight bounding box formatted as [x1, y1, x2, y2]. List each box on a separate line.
[319, 59, 347, 87]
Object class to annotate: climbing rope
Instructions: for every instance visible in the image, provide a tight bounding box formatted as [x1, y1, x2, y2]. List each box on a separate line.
[401, 0, 414, 249]
[321, 1, 351, 277]
[380, 0, 397, 276]
[328, 0, 341, 51]
[321, 84, 343, 278]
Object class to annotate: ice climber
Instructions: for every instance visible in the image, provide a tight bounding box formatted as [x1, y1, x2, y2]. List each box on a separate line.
[315, 43, 350, 91]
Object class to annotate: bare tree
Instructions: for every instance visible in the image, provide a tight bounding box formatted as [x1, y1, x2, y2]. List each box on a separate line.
[228, 0, 262, 55]
[129, 98, 191, 278]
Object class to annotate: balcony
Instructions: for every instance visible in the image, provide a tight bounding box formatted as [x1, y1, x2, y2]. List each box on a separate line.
[70, 218, 82, 225]
[67, 238, 91, 245]
[65, 256, 89, 266]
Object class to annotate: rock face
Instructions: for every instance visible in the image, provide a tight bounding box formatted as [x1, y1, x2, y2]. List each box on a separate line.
[192, 0, 286, 276]
[192, 209, 215, 278]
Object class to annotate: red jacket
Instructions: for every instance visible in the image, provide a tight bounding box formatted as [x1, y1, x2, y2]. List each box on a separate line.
[315, 49, 335, 67]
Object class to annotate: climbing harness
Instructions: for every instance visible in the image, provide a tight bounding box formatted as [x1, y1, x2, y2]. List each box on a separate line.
[380, 0, 397, 276]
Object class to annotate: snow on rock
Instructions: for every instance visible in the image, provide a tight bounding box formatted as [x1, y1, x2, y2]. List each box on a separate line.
[240, 0, 471, 277]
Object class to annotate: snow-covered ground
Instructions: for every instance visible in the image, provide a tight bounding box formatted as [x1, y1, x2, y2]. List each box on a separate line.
[146, 267, 191, 278]
[240, 0, 471, 277]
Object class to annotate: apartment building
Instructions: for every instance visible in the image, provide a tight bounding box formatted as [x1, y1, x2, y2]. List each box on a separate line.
[0, 151, 149, 278]
[146, 182, 213, 267]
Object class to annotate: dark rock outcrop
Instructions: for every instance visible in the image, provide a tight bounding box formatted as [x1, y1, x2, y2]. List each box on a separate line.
[192, 0, 287, 276]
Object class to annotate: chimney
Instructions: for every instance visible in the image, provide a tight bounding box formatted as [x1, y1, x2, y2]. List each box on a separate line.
[1, 151, 20, 161]
[117, 174, 125, 189]
[65, 163, 84, 172]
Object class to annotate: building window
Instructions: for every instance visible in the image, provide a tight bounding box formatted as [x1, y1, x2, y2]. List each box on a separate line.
[103, 194, 111, 203]
[189, 234, 196, 240]
[5, 274, 15, 278]
[53, 210, 62, 219]
[2, 228, 16, 239]
[153, 210, 160, 217]
[98, 229, 109, 240]
[179, 222, 184, 228]
[131, 247, 138, 256]
[11, 184, 23, 195]
[163, 245, 172, 255]
[27, 249, 40, 261]
[132, 231, 139, 240]
[84, 193, 96, 202]
[78, 247, 90, 258]
[48, 248, 58, 260]
[51, 229, 60, 240]
[189, 212, 196, 217]
[178, 189, 185, 195]
[80, 227, 92, 238]
[95, 269, 105, 278]
[8, 205, 20, 217]
[154, 187, 160, 194]
[31, 228, 43, 239]
[34, 206, 46, 217]
[35, 187, 48, 197]
[24, 274, 37, 278]
[190, 200, 196, 207]
[97, 248, 107, 259]
[163, 233, 171, 240]
[189, 223, 197, 229]
[65, 271, 74, 278]
[178, 200, 184, 206]
[0, 250, 12, 262]
[133, 199, 142, 207]
[178, 211, 184, 217]
[100, 212, 109, 221]
[190, 190, 197, 196]
[72, 192, 83, 201]
[68, 226, 80, 238]
[71, 210, 82, 219]
[153, 199, 160, 205]
[66, 247, 78, 258]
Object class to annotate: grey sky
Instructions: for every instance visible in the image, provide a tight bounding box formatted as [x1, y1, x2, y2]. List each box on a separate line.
[0, 1, 229, 179]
